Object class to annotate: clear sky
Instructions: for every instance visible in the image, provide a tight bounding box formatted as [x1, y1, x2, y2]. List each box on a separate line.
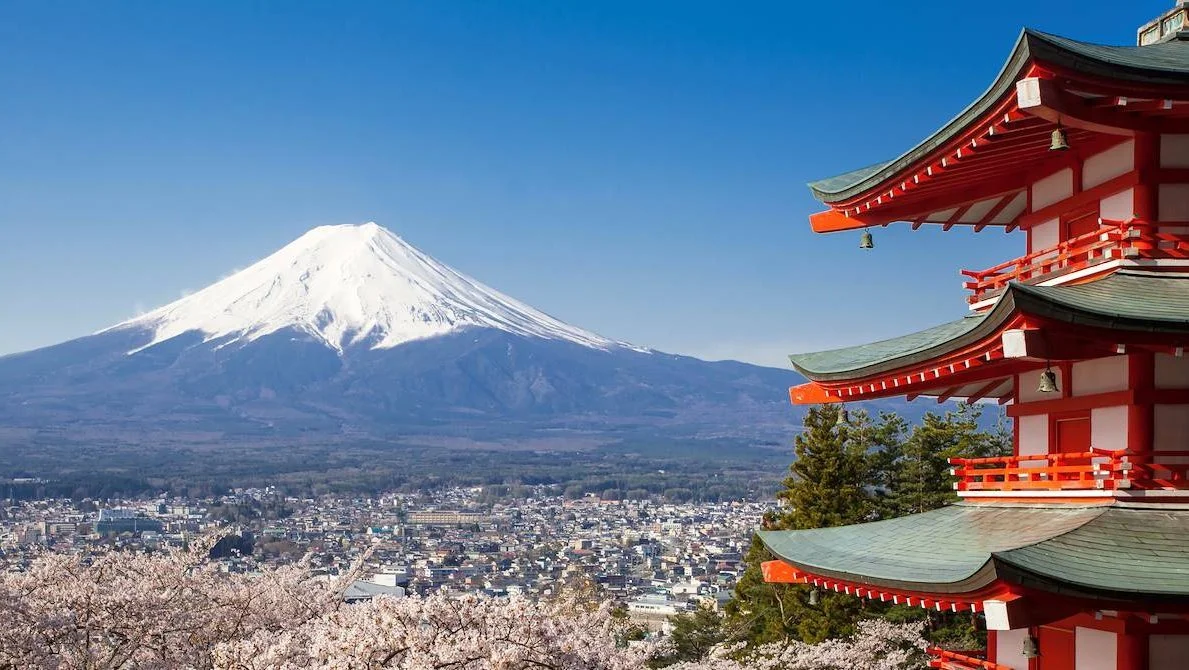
[0, 1, 1171, 367]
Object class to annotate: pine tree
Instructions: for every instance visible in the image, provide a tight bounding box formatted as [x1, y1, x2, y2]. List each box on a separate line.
[777, 405, 872, 529]
[888, 404, 1009, 516]
[726, 405, 879, 647]
[650, 607, 727, 667]
[727, 404, 1010, 652]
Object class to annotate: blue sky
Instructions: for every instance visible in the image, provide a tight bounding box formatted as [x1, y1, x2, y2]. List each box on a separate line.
[0, 1, 1170, 367]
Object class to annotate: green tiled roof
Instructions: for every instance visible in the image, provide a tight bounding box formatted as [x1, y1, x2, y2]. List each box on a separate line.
[758, 504, 1105, 594]
[1012, 270, 1189, 329]
[1032, 30, 1189, 78]
[789, 315, 987, 379]
[758, 503, 1189, 599]
[809, 30, 1189, 204]
[997, 506, 1189, 597]
[790, 271, 1189, 381]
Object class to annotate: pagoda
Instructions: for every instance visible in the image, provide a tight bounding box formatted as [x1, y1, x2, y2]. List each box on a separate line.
[758, 5, 1189, 670]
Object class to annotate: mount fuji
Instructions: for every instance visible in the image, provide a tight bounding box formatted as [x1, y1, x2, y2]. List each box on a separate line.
[0, 223, 802, 455]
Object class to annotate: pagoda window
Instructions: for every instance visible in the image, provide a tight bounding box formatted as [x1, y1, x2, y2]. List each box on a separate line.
[1163, 10, 1184, 34]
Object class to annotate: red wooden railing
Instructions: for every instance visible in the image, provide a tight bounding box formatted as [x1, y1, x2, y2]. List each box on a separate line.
[962, 219, 1189, 304]
[928, 647, 1012, 670]
[1131, 451, 1189, 488]
[949, 450, 1131, 492]
[950, 450, 1189, 492]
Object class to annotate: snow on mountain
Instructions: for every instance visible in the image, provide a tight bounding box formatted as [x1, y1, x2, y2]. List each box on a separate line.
[108, 222, 641, 355]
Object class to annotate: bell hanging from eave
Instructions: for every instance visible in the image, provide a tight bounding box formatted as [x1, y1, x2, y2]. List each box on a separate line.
[1038, 367, 1060, 394]
[1022, 635, 1040, 659]
[1050, 126, 1069, 152]
[859, 230, 874, 249]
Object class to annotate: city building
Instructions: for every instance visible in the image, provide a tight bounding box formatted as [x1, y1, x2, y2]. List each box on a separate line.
[759, 5, 1189, 670]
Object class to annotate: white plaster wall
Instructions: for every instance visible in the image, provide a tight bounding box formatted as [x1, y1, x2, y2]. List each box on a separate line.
[1161, 134, 1189, 168]
[1073, 356, 1128, 396]
[1018, 415, 1048, 457]
[1154, 404, 1189, 452]
[1091, 406, 1128, 452]
[1155, 353, 1189, 389]
[1075, 627, 1117, 670]
[1151, 634, 1189, 670]
[996, 628, 1030, 670]
[1032, 168, 1074, 211]
[1100, 188, 1134, 221]
[1158, 183, 1189, 222]
[1031, 218, 1060, 252]
[1083, 140, 1134, 189]
[1019, 369, 1063, 403]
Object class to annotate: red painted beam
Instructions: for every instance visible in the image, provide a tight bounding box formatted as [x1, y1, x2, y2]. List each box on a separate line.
[1017, 77, 1173, 137]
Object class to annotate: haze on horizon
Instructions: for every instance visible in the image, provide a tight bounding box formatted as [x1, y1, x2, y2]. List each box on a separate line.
[0, 1, 1167, 368]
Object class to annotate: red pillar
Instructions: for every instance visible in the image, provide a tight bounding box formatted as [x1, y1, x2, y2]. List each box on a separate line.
[1127, 351, 1155, 456]
[1134, 132, 1159, 221]
[1117, 629, 1149, 670]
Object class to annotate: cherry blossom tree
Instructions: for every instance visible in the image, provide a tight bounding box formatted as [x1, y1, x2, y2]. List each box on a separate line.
[0, 540, 925, 670]
[665, 619, 927, 670]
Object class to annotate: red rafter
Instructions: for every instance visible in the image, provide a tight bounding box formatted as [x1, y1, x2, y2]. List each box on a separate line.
[965, 378, 1010, 404]
[973, 193, 1022, 232]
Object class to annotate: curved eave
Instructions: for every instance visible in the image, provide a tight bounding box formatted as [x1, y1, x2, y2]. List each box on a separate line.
[789, 293, 1014, 384]
[808, 29, 1189, 206]
[762, 542, 1002, 596]
[757, 504, 1106, 596]
[790, 271, 1189, 384]
[759, 503, 1189, 604]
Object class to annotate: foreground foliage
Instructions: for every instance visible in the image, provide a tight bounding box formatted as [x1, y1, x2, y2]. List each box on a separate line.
[0, 540, 925, 670]
[725, 404, 1007, 654]
[667, 619, 927, 670]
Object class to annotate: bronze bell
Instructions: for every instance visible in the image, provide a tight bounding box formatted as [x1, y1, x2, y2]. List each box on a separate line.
[1022, 635, 1040, 659]
[1038, 367, 1059, 394]
[859, 230, 874, 249]
[1050, 126, 1069, 152]
[836, 408, 850, 427]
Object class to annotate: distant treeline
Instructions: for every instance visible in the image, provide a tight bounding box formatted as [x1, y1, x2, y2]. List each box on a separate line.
[0, 439, 788, 503]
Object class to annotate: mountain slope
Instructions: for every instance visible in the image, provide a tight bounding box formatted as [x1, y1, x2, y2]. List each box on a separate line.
[111, 222, 632, 354]
[0, 223, 802, 452]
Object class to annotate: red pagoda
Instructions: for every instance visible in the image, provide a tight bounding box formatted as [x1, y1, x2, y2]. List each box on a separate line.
[758, 5, 1189, 670]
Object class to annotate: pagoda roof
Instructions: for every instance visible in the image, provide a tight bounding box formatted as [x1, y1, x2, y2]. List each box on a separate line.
[790, 270, 1189, 382]
[758, 502, 1189, 600]
[809, 29, 1189, 205]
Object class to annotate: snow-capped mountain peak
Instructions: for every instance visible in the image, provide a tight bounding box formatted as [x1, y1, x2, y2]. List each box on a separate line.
[112, 222, 637, 354]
